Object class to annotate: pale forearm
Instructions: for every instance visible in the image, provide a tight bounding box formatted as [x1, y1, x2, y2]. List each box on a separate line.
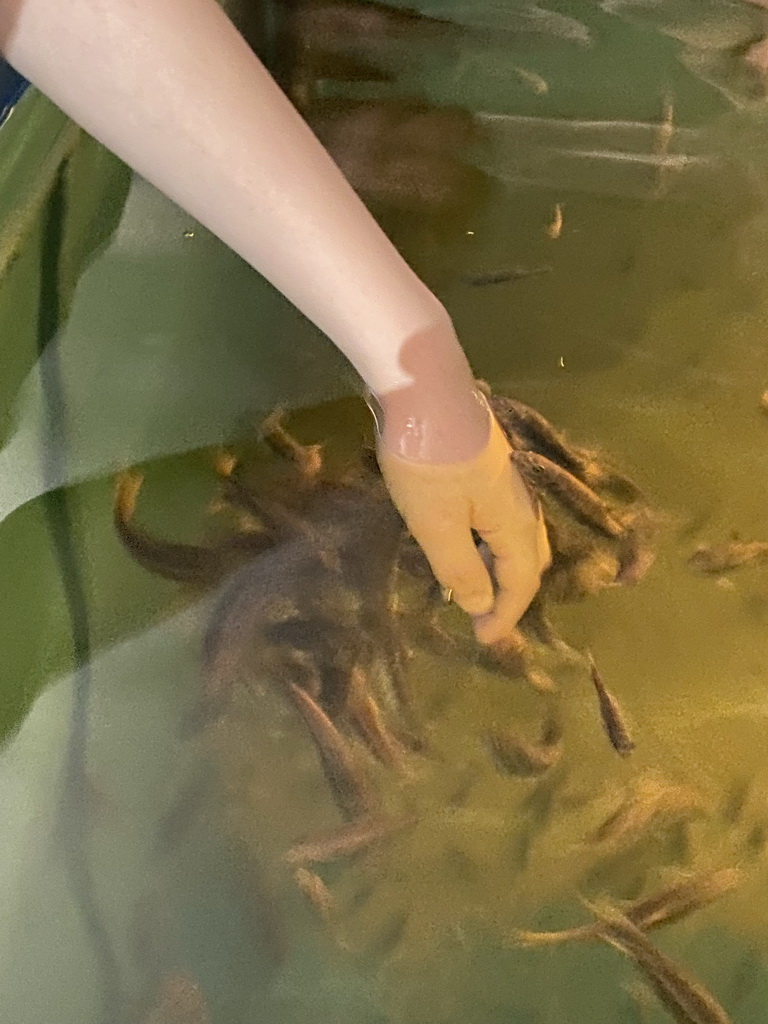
[0, 0, 467, 399]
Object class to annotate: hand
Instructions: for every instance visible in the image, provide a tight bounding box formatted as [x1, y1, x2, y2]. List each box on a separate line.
[376, 393, 551, 646]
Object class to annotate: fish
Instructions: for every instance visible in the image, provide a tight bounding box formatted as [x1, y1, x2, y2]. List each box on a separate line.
[291, 0, 466, 47]
[509, 866, 742, 947]
[587, 651, 635, 756]
[688, 541, 768, 574]
[421, 2, 592, 46]
[285, 814, 412, 864]
[114, 470, 238, 584]
[625, 867, 742, 931]
[286, 682, 376, 819]
[743, 821, 768, 859]
[719, 777, 752, 825]
[462, 266, 552, 286]
[513, 66, 549, 94]
[512, 450, 625, 538]
[140, 972, 211, 1024]
[346, 665, 410, 768]
[761, 388, 768, 414]
[260, 409, 324, 480]
[486, 391, 605, 489]
[294, 867, 335, 921]
[589, 775, 704, 846]
[546, 202, 564, 239]
[487, 718, 562, 777]
[588, 903, 735, 1024]
[153, 768, 213, 857]
[615, 513, 657, 585]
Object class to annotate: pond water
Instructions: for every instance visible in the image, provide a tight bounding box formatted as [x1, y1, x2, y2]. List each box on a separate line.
[1, 2, 768, 1023]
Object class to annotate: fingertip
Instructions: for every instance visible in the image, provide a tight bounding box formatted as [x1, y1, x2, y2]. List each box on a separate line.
[456, 588, 495, 617]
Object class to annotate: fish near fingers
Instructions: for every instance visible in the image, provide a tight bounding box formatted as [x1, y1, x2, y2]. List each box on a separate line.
[286, 682, 376, 819]
[512, 450, 625, 539]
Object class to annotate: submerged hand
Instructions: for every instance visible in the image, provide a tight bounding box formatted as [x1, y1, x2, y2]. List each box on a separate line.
[376, 394, 551, 646]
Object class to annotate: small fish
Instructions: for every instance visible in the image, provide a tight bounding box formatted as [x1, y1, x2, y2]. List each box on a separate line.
[462, 266, 552, 286]
[113, 470, 229, 584]
[486, 390, 605, 488]
[513, 66, 549, 94]
[510, 865, 740, 946]
[154, 768, 213, 857]
[589, 775, 704, 846]
[546, 202, 564, 239]
[615, 517, 657, 585]
[589, 903, 735, 1024]
[742, 821, 768, 859]
[688, 541, 768, 574]
[260, 409, 324, 480]
[286, 683, 376, 819]
[720, 777, 752, 826]
[346, 665, 410, 768]
[625, 867, 742, 931]
[487, 718, 562, 777]
[284, 814, 412, 864]
[294, 867, 335, 921]
[587, 651, 635, 756]
[140, 972, 211, 1024]
[512, 450, 625, 538]
[761, 389, 768, 414]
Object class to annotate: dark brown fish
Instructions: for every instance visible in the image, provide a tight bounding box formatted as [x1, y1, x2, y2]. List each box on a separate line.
[590, 903, 734, 1024]
[487, 719, 562, 777]
[688, 541, 768, 574]
[587, 652, 635, 756]
[286, 682, 376, 819]
[513, 450, 625, 539]
[485, 390, 603, 488]
[114, 470, 248, 584]
[284, 814, 412, 864]
[462, 266, 552, 286]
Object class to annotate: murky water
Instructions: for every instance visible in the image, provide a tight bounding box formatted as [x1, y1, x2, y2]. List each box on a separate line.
[2, 3, 768, 1023]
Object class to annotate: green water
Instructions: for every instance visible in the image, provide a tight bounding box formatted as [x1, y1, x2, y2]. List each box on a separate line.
[3, 2, 768, 1023]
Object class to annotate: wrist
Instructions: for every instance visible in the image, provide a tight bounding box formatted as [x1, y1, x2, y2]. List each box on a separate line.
[374, 319, 492, 464]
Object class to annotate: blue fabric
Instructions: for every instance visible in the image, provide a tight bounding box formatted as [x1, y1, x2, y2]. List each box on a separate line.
[0, 61, 27, 127]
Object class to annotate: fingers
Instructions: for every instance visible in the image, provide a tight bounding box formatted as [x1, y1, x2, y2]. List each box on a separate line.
[405, 503, 495, 616]
[471, 466, 551, 646]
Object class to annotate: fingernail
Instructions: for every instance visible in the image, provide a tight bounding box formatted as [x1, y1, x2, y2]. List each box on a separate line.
[460, 591, 494, 616]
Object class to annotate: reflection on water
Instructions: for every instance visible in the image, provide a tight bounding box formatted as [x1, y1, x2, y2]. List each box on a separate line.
[4, 1, 768, 1023]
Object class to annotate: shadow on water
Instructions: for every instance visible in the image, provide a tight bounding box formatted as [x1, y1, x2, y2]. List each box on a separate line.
[3, 1, 768, 1023]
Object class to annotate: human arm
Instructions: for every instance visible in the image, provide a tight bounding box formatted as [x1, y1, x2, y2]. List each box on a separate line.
[0, 0, 549, 640]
